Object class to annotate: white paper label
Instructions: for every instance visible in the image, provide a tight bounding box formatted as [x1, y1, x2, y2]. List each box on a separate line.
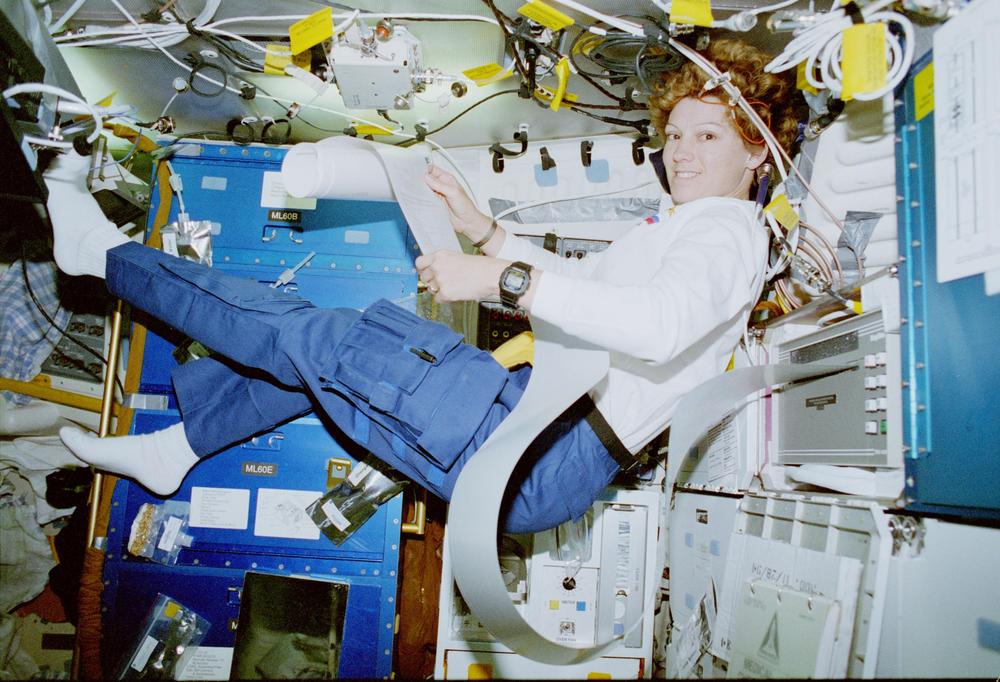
[344, 229, 370, 244]
[933, 0, 1000, 283]
[322, 500, 352, 531]
[189, 487, 250, 530]
[176, 646, 234, 680]
[161, 231, 179, 257]
[157, 516, 183, 551]
[200, 176, 228, 191]
[260, 171, 317, 210]
[347, 462, 371, 486]
[253, 488, 323, 539]
[131, 635, 159, 671]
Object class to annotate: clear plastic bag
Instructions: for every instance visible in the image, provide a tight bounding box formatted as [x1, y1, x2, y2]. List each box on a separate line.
[118, 594, 209, 679]
[127, 500, 194, 565]
[307, 457, 406, 544]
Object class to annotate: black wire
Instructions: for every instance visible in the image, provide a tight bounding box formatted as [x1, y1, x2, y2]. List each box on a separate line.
[247, 80, 346, 134]
[396, 89, 520, 147]
[482, 0, 528, 82]
[187, 61, 228, 97]
[19, 243, 125, 399]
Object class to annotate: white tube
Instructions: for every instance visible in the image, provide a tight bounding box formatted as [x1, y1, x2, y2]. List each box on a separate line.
[280, 139, 395, 201]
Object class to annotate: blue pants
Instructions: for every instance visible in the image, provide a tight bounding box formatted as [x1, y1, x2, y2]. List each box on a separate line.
[106, 242, 619, 533]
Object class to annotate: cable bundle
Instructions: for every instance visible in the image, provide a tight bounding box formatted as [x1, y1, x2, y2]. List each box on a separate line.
[764, 0, 915, 101]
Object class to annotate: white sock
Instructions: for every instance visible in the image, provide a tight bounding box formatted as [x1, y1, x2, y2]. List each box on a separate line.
[59, 423, 200, 497]
[44, 151, 129, 278]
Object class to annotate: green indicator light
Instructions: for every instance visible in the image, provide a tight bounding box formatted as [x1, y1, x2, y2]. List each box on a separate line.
[880, 419, 888, 435]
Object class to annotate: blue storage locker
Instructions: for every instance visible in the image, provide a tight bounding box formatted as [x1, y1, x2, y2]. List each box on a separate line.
[136, 141, 420, 400]
[100, 563, 393, 679]
[895, 51, 1000, 519]
[102, 141, 417, 678]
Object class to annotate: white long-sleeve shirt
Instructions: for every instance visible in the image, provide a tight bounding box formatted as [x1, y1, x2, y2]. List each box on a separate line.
[496, 196, 767, 453]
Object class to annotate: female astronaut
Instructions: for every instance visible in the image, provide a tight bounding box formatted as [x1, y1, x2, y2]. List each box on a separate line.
[48, 39, 803, 533]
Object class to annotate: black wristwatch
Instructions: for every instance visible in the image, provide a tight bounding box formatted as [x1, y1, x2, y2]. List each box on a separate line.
[499, 261, 532, 309]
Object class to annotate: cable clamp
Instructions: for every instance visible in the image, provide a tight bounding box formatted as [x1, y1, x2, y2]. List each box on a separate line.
[702, 71, 743, 107]
[842, 1, 865, 24]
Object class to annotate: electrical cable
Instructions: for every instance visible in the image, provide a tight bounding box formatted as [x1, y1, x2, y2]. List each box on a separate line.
[48, 0, 89, 34]
[19, 244, 125, 399]
[765, 0, 914, 101]
[396, 89, 521, 147]
[186, 61, 228, 97]
[3, 83, 104, 146]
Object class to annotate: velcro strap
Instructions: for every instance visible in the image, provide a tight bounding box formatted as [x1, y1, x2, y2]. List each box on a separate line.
[579, 394, 663, 474]
[370, 381, 401, 413]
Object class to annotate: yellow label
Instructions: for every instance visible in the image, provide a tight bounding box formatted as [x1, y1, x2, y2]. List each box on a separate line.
[587, 674, 613, 680]
[95, 92, 116, 108]
[765, 193, 800, 230]
[796, 61, 819, 95]
[840, 23, 887, 101]
[289, 7, 332, 55]
[550, 57, 571, 111]
[914, 61, 934, 122]
[264, 43, 311, 75]
[463, 63, 514, 86]
[163, 601, 180, 618]
[535, 85, 577, 108]
[352, 124, 393, 136]
[670, 0, 714, 27]
[517, 0, 574, 31]
[549, 599, 560, 610]
[467, 664, 493, 679]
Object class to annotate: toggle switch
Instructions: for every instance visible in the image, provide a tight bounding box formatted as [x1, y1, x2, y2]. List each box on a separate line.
[865, 420, 879, 434]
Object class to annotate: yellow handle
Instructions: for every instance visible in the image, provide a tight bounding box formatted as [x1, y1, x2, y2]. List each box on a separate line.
[401, 489, 426, 535]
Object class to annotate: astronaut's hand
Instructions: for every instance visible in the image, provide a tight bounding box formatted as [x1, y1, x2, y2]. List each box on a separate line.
[415, 251, 507, 303]
[423, 165, 493, 243]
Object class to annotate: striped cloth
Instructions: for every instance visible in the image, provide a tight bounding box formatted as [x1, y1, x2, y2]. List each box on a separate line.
[0, 261, 70, 405]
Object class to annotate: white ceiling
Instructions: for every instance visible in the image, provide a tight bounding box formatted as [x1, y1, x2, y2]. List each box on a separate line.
[50, 0, 811, 148]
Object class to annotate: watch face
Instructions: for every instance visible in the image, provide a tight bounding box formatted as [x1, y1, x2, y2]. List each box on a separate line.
[502, 269, 528, 292]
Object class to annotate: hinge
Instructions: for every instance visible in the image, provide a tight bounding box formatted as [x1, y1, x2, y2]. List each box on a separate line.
[888, 514, 925, 556]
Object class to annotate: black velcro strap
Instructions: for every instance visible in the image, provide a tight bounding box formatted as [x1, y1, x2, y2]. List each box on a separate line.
[843, 1, 864, 24]
[579, 395, 648, 474]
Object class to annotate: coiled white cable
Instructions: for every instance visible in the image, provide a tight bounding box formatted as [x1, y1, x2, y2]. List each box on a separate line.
[765, 0, 914, 101]
[3, 82, 104, 148]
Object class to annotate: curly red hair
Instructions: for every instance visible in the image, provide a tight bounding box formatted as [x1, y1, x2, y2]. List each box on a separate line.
[649, 39, 805, 158]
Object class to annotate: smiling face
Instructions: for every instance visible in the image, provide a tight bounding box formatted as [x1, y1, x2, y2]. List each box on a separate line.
[663, 96, 765, 205]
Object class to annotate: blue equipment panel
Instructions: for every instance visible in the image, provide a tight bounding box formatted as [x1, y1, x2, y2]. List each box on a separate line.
[102, 412, 402, 679]
[895, 51, 1000, 519]
[138, 141, 420, 398]
[100, 563, 394, 678]
[116, 412, 402, 563]
[103, 141, 412, 678]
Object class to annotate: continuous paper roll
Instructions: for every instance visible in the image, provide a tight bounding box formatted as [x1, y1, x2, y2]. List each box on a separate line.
[281, 136, 461, 253]
[284, 135, 857, 662]
[448, 359, 851, 663]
